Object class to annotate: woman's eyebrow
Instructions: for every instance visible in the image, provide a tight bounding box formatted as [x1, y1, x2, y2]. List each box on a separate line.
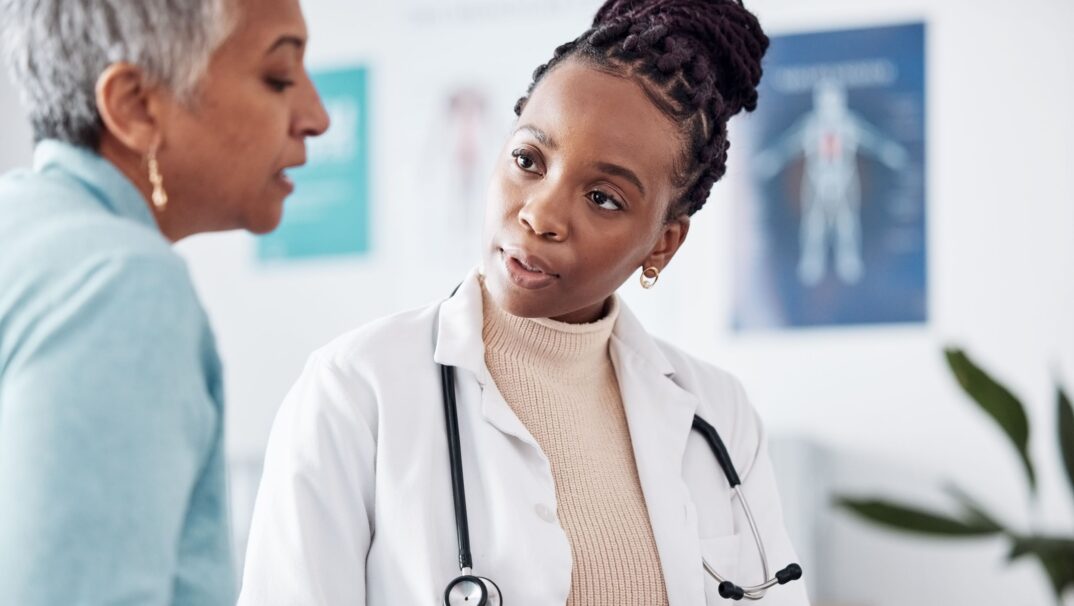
[595, 161, 646, 196]
[515, 124, 558, 150]
[516, 124, 646, 195]
[266, 35, 305, 55]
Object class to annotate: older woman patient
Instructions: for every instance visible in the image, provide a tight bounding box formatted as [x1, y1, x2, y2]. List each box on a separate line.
[0, 0, 327, 603]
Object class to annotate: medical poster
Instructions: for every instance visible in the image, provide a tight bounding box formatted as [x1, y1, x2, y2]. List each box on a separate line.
[257, 66, 371, 261]
[411, 83, 505, 274]
[733, 23, 927, 330]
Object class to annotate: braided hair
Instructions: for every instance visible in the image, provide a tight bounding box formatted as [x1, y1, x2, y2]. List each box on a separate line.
[514, 0, 768, 217]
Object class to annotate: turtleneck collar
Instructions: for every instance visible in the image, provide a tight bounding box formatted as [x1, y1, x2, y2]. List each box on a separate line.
[480, 276, 620, 377]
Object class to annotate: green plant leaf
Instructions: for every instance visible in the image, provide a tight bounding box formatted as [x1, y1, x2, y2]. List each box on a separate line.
[944, 348, 1036, 492]
[836, 497, 1002, 537]
[942, 484, 1005, 533]
[1059, 387, 1074, 504]
[1007, 536, 1074, 598]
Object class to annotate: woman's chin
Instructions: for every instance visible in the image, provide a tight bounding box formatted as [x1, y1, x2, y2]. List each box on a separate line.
[484, 271, 557, 319]
[243, 201, 286, 235]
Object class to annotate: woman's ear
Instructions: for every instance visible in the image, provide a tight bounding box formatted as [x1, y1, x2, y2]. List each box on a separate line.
[642, 214, 691, 271]
[94, 62, 164, 154]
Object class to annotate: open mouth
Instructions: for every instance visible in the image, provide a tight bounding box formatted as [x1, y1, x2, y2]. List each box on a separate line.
[500, 248, 560, 289]
[275, 170, 295, 192]
[515, 257, 549, 275]
[501, 248, 560, 276]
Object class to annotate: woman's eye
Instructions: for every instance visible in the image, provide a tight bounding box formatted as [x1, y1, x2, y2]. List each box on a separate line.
[265, 77, 295, 92]
[511, 149, 539, 172]
[589, 190, 624, 211]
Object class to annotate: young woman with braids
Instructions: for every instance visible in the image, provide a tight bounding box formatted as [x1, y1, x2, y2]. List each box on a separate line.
[240, 1, 809, 604]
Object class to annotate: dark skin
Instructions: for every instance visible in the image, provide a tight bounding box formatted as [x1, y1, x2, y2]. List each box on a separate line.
[483, 59, 691, 324]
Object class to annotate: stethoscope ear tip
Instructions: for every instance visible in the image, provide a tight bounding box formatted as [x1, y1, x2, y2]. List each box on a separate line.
[776, 563, 803, 584]
[718, 581, 746, 600]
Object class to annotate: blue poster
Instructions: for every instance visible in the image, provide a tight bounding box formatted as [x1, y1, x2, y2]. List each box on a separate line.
[734, 23, 926, 329]
[258, 66, 370, 261]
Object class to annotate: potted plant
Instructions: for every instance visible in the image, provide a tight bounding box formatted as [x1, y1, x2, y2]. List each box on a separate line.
[837, 348, 1074, 604]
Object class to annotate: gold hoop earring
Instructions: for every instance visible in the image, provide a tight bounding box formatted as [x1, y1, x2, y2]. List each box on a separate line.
[147, 148, 168, 211]
[640, 266, 660, 289]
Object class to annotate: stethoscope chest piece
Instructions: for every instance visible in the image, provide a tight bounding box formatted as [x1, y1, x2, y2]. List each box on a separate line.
[444, 573, 502, 606]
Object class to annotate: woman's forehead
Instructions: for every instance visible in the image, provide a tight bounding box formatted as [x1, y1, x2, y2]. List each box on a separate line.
[224, 0, 308, 52]
[520, 60, 682, 181]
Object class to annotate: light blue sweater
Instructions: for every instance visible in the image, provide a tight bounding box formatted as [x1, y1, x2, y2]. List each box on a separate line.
[0, 141, 234, 604]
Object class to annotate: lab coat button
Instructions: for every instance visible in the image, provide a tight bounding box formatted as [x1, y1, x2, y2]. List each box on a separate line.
[535, 504, 556, 523]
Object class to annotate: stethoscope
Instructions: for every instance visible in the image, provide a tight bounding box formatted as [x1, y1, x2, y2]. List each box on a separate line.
[436, 293, 802, 605]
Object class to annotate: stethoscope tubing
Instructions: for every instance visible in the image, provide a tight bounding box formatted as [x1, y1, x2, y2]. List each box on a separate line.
[440, 357, 474, 571]
[692, 417, 802, 601]
[702, 486, 772, 600]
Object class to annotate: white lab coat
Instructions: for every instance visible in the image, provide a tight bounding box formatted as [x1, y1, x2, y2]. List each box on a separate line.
[239, 270, 810, 605]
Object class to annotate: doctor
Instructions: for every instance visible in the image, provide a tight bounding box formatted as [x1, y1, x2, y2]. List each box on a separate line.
[240, 0, 809, 604]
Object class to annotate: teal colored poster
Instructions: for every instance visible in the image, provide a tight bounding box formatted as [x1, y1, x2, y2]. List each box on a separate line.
[258, 66, 370, 260]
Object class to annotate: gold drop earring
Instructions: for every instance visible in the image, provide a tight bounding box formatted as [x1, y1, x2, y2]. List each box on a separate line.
[640, 266, 660, 289]
[147, 147, 168, 211]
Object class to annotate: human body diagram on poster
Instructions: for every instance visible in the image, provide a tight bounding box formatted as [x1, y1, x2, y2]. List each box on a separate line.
[754, 80, 908, 286]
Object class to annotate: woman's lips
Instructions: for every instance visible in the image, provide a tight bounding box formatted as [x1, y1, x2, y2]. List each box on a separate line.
[275, 170, 295, 194]
[501, 250, 559, 289]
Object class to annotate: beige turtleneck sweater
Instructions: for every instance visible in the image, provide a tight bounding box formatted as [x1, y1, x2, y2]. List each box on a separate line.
[481, 285, 669, 605]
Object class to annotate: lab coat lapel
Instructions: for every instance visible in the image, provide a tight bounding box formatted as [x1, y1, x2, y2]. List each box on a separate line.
[611, 304, 704, 606]
[432, 269, 541, 449]
[432, 268, 485, 375]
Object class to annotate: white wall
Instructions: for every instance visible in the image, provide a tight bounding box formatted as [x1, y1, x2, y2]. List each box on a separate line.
[2, 0, 1072, 603]
[0, 73, 33, 172]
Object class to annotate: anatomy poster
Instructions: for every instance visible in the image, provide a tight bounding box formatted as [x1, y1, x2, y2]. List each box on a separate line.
[733, 23, 926, 330]
[414, 84, 504, 273]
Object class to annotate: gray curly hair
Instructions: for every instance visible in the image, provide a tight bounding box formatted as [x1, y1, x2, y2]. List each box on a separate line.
[0, 0, 235, 148]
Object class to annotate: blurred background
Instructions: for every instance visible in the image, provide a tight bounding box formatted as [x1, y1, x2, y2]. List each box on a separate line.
[2, 0, 1072, 604]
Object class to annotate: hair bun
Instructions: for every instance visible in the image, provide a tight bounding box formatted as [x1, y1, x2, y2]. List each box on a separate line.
[592, 0, 648, 26]
[593, 0, 768, 120]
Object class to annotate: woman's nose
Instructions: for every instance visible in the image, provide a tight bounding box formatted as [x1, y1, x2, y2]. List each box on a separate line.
[293, 72, 330, 138]
[517, 189, 569, 241]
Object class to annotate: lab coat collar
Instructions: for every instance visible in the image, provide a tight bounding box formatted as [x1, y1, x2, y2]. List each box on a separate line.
[608, 297, 677, 378]
[432, 268, 678, 379]
[432, 268, 487, 376]
[433, 268, 547, 449]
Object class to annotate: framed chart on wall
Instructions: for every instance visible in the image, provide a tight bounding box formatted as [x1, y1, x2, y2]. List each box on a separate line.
[257, 66, 371, 262]
[733, 23, 927, 330]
